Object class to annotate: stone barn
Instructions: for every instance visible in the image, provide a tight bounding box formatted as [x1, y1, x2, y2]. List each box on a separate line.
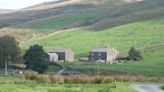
[48, 48, 74, 62]
[48, 53, 58, 62]
[89, 47, 119, 64]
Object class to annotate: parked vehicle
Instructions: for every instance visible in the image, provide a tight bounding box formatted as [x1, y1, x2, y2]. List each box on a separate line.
[58, 69, 80, 76]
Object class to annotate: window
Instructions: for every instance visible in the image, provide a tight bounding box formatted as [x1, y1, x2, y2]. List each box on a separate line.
[91, 53, 94, 56]
[98, 53, 101, 57]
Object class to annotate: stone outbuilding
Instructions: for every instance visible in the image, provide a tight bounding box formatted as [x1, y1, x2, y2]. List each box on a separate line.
[48, 53, 58, 62]
[48, 48, 74, 62]
[89, 47, 119, 64]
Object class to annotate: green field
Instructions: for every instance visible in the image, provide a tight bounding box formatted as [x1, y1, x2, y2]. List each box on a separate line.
[0, 77, 135, 92]
[72, 45, 164, 77]
[21, 17, 164, 57]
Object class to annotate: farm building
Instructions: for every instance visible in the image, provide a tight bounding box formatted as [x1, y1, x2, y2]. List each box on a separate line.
[48, 53, 58, 62]
[48, 48, 74, 62]
[89, 47, 119, 64]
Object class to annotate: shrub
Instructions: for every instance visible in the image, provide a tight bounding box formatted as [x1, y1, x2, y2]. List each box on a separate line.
[79, 76, 92, 84]
[19, 73, 164, 84]
[93, 76, 104, 84]
[114, 75, 128, 82]
[37, 75, 50, 83]
[50, 75, 64, 84]
[161, 86, 164, 90]
[101, 76, 114, 83]
[128, 47, 143, 61]
[20, 71, 38, 80]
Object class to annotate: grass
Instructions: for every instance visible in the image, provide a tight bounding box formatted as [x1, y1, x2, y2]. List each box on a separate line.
[0, 77, 135, 92]
[18, 11, 106, 32]
[21, 17, 164, 57]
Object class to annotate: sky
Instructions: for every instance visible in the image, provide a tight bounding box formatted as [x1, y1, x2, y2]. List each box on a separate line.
[0, 0, 59, 9]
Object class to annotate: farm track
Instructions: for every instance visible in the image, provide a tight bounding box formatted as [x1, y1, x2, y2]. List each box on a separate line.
[22, 28, 79, 43]
[131, 84, 164, 92]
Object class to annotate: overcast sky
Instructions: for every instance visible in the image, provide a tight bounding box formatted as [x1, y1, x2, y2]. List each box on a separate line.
[0, 0, 59, 9]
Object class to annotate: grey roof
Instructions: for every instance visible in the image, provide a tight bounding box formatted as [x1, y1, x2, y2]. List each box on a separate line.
[48, 53, 58, 56]
[91, 48, 112, 52]
[110, 49, 119, 55]
[91, 48, 119, 53]
[49, 48, 71, 53]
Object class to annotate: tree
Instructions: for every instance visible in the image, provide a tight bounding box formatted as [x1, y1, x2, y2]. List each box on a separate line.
[128, 47, 143, 61]
[0, 36, 21, 75]
[23, 44, 49, 73]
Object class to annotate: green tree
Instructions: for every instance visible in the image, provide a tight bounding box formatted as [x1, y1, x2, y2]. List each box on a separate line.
[23, 44, 49, 73]
[128, 47, 143, 61]
[0, 36, 21, 76]
[0, 36, 21, 68]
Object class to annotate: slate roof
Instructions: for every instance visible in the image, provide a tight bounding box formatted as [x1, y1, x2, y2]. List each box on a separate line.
[91, 48, 119, 54]
[49, 48, 71, 53]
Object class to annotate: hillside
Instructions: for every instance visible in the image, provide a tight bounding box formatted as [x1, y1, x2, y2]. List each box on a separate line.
[0, 0, 132, 41]
[0, 0, 128, 28]
[21, 17, 164, 76]
[0, 9, 15, 14]
[0, 0, 163, 42]
[89, 0, 164, 30]
[20, 0, 164, 32]
[14, 0, 164, 32]
[21, 17, 164, 57]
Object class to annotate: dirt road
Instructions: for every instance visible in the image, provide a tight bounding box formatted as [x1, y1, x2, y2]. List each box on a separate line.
[131, 84, 164, 92]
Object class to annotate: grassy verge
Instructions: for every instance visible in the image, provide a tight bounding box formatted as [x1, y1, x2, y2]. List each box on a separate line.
[0, 82, 134, 92]
[19, 71, 164, 85]
[0, 77, 135, 92]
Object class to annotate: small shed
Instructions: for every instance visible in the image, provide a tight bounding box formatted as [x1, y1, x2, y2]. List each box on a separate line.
[48, 48, 74, 62]
[89, 47, 119, 64]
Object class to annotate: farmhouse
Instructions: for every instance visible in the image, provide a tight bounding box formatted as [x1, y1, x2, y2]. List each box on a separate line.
[89, 47, 119, 64]
[48, 48, 74, 62]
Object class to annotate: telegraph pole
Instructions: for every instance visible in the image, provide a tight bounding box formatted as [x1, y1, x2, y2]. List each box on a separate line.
[98, 63, 100, 77]
[5, 55, 10, 76]
[5, 61, 8, 76]
[97, 57, 100, 77]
